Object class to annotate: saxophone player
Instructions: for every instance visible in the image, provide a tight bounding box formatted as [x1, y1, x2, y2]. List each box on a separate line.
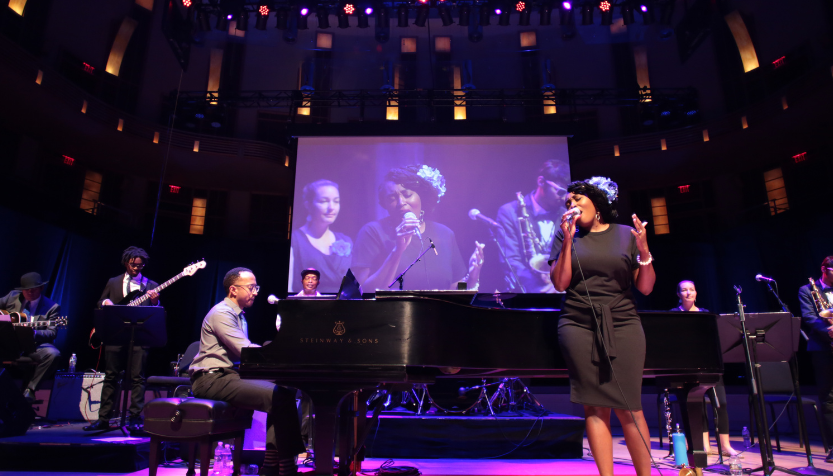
[495, 160, 569, 293]
[799, 255, 833, 462]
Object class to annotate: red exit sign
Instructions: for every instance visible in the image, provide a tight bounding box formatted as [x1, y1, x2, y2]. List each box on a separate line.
[793, 152, 807, 163]
[678, 185, 690, 193]
[62, 155, 74, 166]
[169, 185, 181, 194]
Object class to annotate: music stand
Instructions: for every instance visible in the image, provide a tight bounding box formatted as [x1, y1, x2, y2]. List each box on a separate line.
[93, 306, 167, 435]
[717, 311, 829, 476]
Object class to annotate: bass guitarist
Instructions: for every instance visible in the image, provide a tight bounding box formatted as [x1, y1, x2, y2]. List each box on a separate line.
[0, 272, 62, 403]
[84, 246, 159, 432]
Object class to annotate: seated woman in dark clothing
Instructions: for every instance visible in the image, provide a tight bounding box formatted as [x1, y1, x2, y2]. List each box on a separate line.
[352, 165, 484, 291]
[288, 179, 352, 293]
[672, 280, 741, 457]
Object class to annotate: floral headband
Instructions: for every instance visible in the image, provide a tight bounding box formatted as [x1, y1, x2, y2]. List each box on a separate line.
[416, 165, 446, 200]
[586, 176, 618, 204]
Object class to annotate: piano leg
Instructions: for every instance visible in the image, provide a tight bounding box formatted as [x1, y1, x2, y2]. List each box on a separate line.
[661, 379, 718, 469]
[305, 386, 373, 476]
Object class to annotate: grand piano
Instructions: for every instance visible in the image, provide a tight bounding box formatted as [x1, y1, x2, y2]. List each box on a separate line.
[240, 291, 723, 475]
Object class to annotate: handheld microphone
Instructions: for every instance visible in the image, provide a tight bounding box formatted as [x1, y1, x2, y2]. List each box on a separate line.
[755, 274, 776, 283]
[428, 237, 439, 255]
[566, 207, 582, 222]
[468, 209, 501, 228]
[403, 212, 422, 242]
[267, 295, 280, 304]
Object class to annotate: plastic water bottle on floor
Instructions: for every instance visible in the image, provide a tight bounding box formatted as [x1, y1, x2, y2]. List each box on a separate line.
[729, 455, 743, 476]
[742, 426, 751, 449]
[68, 354, 77, 373]
[212, 443, 223, 475]
[671, 424, 689, 467]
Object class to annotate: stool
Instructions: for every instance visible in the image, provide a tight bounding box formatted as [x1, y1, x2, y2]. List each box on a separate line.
[144, 397, 253, 476]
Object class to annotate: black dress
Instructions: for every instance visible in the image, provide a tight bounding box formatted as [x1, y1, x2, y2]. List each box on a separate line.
[352, 216, 467, 291]
[549, 223, 644, 410]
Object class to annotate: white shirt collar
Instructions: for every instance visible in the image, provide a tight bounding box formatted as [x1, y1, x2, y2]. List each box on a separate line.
[124, 272, 143, 283]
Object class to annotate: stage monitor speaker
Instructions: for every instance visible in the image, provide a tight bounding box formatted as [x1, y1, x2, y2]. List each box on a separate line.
[46, 372, 104, 422]
[0, 368, 35, 437]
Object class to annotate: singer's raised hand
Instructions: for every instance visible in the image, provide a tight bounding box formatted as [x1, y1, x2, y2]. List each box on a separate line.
[466, 241, 486, 287]
[630, 213, 650, 255]
[394, 213, 421, 250]
[560, 208, 577, 238]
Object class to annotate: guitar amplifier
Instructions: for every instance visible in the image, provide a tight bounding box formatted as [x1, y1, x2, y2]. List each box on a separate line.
[46, 372, 104, 422]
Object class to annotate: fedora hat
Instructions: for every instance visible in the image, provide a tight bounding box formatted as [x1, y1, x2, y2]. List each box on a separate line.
[15, 272, 48, 290]
[300, 268, 320, 279]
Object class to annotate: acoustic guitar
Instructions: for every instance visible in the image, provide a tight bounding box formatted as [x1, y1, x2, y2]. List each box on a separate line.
[89, 260, 206, 348]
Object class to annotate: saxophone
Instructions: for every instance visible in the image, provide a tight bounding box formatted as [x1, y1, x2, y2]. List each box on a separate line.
[516, 192, 550, 275]
[809, 278, 833, 320]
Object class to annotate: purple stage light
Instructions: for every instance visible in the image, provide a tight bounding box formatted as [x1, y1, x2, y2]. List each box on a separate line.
[300, 7, 310, 15]
[495, 8, 502, 14]
[226, 13, 233, 20]
[640, 4, 647, 12]
[562, 1, 572, 10]
[365, 6, 373, 14]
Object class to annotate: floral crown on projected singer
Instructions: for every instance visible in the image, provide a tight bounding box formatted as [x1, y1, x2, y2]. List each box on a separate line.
[586, 176, 619, 204]
[416, 165, 447, 200]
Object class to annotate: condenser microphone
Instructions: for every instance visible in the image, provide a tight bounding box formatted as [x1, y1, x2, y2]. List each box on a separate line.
[267, 295, 280, 304]
[468, 209, 501, 228]
[755, 274, 776, 283]
[403, 212, 423, 241]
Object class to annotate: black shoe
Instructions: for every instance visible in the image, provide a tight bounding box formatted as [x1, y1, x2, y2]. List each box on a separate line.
[83, 420, 111, 431]
[22, 388, 35, 403]
[826, 449, 833, 464]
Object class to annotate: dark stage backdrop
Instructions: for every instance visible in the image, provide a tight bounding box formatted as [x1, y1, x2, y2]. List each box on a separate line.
[290, 136, 571, 293]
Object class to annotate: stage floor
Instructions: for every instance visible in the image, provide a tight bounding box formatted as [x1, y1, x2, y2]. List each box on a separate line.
[0, 436, 829, 476]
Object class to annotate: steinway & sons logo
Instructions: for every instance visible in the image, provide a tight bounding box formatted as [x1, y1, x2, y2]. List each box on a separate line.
[299, 320, 379, 345]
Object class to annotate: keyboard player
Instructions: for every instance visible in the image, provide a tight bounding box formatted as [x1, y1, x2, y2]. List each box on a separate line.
[189, 267, 305, 476]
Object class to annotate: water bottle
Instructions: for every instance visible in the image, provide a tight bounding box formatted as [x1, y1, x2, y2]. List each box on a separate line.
[742, 426, 751, 449]
[68, 354, 77, 373]
[221, 443, 233, 476]
[671, 423, 689, 467]
[212, 443, 224, 476]
[729, 455, 743, 476]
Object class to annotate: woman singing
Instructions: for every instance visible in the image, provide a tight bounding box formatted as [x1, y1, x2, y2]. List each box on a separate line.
[549, 177, 656, 476]
[353, 165, 485, 291]
[288, 180, 352, 293]
[673, 280, 741, 457]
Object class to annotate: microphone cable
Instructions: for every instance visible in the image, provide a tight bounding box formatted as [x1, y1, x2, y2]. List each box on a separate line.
[565, 223, 664, 476]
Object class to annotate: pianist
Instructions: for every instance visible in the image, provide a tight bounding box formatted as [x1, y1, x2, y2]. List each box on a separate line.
[190, 267, 305, 476]
[353, 164, 485, 291]
[294, 268, 323, 297]
[549, 177, 655, 476]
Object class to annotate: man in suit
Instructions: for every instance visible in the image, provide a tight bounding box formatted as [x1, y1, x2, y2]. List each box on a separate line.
[495, 160, 570, 293]
[799, 255, 833, 462]
[83, 246, 159, 432]
[0, 272, 62, 403]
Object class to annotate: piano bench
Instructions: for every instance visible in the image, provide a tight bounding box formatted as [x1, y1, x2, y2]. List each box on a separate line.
[144, 397, 253, 476]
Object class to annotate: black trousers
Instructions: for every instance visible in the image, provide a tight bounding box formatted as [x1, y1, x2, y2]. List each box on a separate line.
[191, 369, 305, 458]
[812, 350, 833, 442]
[98, 345, 147, 421]
[702, 377, 731, 435]
[24, 343, 61, 392]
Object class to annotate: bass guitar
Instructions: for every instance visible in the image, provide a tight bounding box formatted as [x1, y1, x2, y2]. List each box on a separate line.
[89, 260, 206, 348]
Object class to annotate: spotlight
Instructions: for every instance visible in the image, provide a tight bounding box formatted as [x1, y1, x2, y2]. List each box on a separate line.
[398, 4, 409, 27]
[580, 3, 593, 25]
[559, 3, 573, 25]
[275, 8, 289, 29]
[376, 6, 389, 28]
[255, 5, 269, 30]
[515, 1, 525, 12]
[236, 10, 249, 31]
[358, 8, 371, 28]
[438, 5, 454, 25]
[216, 12, 229, 30]
[479, 6, 491, 26]
[197, 10, 211, 31]
[181, 0, 192, 7]
[415, 4, 429, 26]
[459, 4, 471, 26]
[540, 4, 552, 25]
[317, 6, 330, 28]
[338, 10, 350, 28]
[562, 1, 571, 9]
[621, 3, 634, 25]
[344, 3, 355, 14]
[298, 7, 310, 29]
[495, 8, 502, 15]
[366, 7, 374, 14]
[639, 4, 652, 24]
[599, 1, 612, 25]
[518, 7, 531, 25]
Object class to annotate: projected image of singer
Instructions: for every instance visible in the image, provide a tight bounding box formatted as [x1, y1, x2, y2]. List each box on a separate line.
[549, 177, 655, 476]
[288, 180, 352, 293]
[353, 165, 485, 291]
[495, 160, 569, 293]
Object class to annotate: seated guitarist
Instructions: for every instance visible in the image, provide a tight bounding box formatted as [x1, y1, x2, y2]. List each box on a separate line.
[0, 272, 62, 403]
[84, 246, 159, 432]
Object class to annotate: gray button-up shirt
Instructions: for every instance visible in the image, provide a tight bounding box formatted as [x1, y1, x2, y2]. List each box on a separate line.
[189, 297, 260, 375]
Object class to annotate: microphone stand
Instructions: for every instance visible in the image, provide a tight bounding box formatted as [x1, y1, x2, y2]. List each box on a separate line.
[489, 228, 526, 293]
[389, 240, 437, 290]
